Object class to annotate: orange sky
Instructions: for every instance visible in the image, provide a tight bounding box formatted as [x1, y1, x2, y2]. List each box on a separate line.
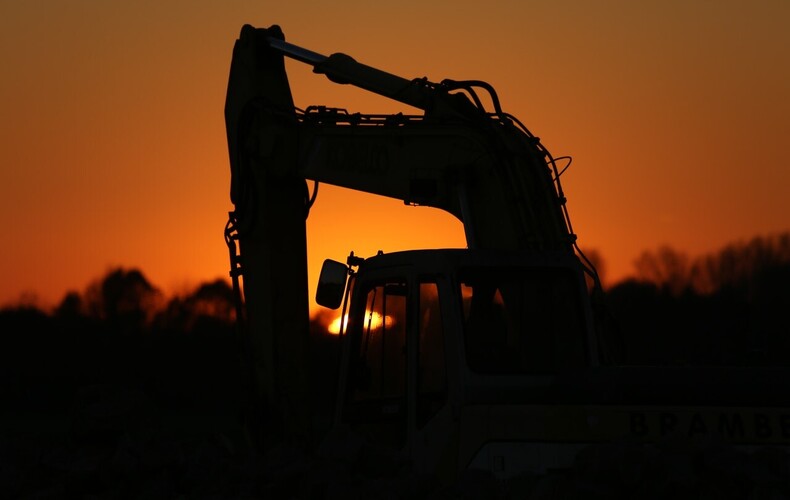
[1, 1, 788, 314]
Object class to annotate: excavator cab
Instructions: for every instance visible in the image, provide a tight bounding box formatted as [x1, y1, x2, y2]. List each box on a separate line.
[317, 248, 597, 478]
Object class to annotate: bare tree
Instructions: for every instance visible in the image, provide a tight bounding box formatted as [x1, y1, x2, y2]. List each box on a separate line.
[633, 246, 691, 295]
[155, 278, 236, 334]
[84, 267, 162, 332]
[688, 233, 790, 294]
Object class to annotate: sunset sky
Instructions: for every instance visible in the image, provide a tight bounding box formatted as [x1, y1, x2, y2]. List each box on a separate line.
[2, 1, 788, 314]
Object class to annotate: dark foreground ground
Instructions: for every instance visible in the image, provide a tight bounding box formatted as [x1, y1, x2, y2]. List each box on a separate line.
[5, 379, 790, 500]
[3, 311, 790, 499]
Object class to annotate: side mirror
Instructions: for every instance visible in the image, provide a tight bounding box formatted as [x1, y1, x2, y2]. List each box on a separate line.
[316, 259, 348, 309]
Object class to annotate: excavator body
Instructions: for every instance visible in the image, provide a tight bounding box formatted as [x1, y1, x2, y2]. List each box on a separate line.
[224, 24, 790, 485]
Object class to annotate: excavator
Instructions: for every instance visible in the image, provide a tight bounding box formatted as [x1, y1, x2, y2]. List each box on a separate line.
[224, 25, 790, 487]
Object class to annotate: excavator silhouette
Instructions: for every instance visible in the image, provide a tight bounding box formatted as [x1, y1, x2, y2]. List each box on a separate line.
[224, 24, 790, 484]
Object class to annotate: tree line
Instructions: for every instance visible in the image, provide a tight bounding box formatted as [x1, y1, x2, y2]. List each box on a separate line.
[1, 232, 789, 497]
[606, 231, 790, 366]
[0, 268, 247, 423]
[2, 228, 789, 413]
[2, 228, 788, 380]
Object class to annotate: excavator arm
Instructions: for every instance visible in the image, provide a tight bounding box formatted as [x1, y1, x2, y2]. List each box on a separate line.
[224, 24, 590, 448]
[226, 24, 577, 251]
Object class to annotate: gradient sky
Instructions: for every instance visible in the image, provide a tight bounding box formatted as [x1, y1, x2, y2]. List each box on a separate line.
[2, 1, 788, 313]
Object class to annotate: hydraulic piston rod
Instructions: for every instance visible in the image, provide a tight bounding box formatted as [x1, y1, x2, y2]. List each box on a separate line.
[255, 25, 440, 113]
[265, 35, 327, 66]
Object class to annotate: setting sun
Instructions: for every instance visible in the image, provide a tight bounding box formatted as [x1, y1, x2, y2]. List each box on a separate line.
[327, 311, 393, 335]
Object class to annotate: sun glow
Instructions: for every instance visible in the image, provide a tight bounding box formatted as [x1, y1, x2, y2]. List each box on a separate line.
[327, 314, 347, 335]
[326, 311, 393, 335]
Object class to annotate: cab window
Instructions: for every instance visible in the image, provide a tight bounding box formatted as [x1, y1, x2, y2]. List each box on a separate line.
[461, 267, 586, 373]
[343, 279, 408, 447]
